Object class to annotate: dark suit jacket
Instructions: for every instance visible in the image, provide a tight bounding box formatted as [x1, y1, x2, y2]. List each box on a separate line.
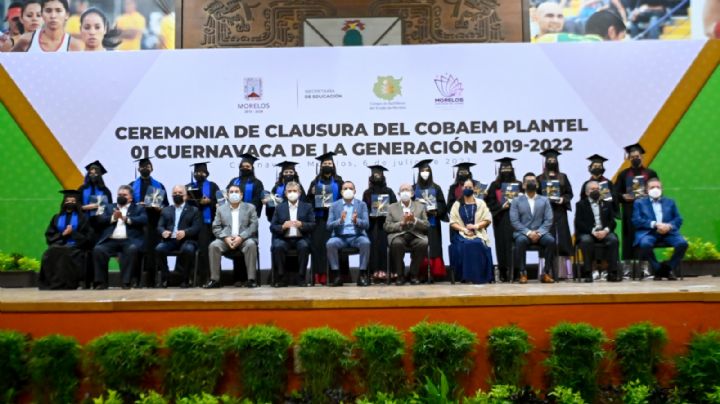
[574, 198, 616, 237]
[157, 204, 202, 243]
[632, 197, 683, 246]
[269, 200, 316, 240]
[96, 203, 148, 245]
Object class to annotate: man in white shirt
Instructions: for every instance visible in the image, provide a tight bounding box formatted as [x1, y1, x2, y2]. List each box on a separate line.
[204, 185, 259, 288]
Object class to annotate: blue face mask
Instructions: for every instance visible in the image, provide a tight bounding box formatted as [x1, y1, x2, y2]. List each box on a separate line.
[463, 188, 474, 197]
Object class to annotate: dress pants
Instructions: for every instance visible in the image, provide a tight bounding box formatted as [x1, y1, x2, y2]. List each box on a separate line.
[637, 232, 688, 274]
[271, 237, 310, 279]
[326, 235, 370, 270]
[155, 239, 196, 282]
[389, 233, 428, 277]
[514, 233, 555, 275]
[93, 238, 141, 285]
[208, 238, 257, 281]
[578, 233, 619, 276]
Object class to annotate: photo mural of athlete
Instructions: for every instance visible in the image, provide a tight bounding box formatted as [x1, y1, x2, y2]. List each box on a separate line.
[485, 157, 522, 282]
[185, 162, 219, 285]
[361, 165, 397, 282]
[79, 8, 121, 51]
[412, 159, 447, 281]
[306, 152, 343, 284]
[12, 0, 83, 52]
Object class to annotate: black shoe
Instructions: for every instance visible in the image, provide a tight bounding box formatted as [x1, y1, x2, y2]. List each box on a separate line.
[246, 280, 258, 288]
[203, 279, 222, 289]
[396, 278, 407, 286]
[330, 275, 343, 287]
[233, 281, 245, 288]
[179, 281, 190, 288]
[121, 283, 131, 290]
[274, 281, 287, 288]
[157, 280, 168, 289]
[583, 278, 594, 283]
[667, 272, 678, 281]
[653, 274, 663, 281]
[409, 277, 420, 285]
[94, 283, 108, 290]
[357, 275, 369, 287]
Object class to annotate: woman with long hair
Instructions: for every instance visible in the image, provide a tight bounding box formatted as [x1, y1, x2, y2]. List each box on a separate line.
[80, 7, 121, 51]
[21, 1, 43, 33]
[12, 0, 83, 52]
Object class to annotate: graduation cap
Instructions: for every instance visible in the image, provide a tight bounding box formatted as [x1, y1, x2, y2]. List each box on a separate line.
[315, 152, 336, 163]
[240, 153, 259, 165]
[59, 189, 81, 200]
[84, 160, 107, 176]
[454, 162, 476, 170]
[495, 157, 516, 176]
[368, 164, 388, 173]
[587, 154, 608, 163]
[624, 143, 645, 154]
[135, 157, 153, 167]
[413, 159, 434, 169]
[276, 161, 298, 171]
[540, 148, 561, 159]
[191, 161, 210, 174]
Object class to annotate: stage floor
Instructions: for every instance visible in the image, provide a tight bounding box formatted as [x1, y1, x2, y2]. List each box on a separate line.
[2, 276, 719, 312]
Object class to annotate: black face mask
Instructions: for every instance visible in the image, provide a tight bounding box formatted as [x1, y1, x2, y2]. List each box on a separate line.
[462, 188, 474, 197]
[89, 175, 100, 184]
[240, 168, 252, 177]
[546, 162, 559, 171]
[525, 182, 538, 192]
[500, 170, 514, 181]
[64, 202, 76, 211]
[631, 158, 642, 168]
[590, 167, 604, 176]
[194, 174, 207, 183]
[283, 175, 295, 183]
[589, 190, 601, 200]
[172, 195, 184, 205]
[371, 176, 384, 184]
[321, 166, 333, 175]
[457, 174, 468, 183]
[116, 196, 128, 206]
[139, 169, 151, 178]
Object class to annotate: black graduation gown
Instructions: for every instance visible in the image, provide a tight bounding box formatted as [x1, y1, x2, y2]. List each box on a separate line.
[362, 184, 398, 274]
[227, 176, 265, 217]
[129, 177, 168, 282]
[265, 182, 307, 221]
[613, 167, 659, 260]
[486, 180, 519, 278]
[413, 182, 447, 259]
[538, 172, 574, 256]
[186, 179, 220, 282]
[306, 175, 343, 278]
[39, 212, 92, 290]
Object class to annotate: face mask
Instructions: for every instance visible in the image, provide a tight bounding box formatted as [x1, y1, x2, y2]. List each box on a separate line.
[116, 196, 128, 206]
[400, 191, 412, 202]
[89, 175, 100, 184]
[194, 174, 207, 183]
[631, 158, 642, 168]
[342, 189, 355, 200]
[590, 167, 604, 176]
[546, 162, 559, 171]
[283, 175, 295, 183]
[589, 190, 601, 200]
[457, 174, 468, 182]
[64, 202, 76, 211]
[371, 176, 384, 184]
[287, 191, 299, 202]
[172, 195, 184, 205]
[139, 168, 151, 177]
[321, 166, 333, 175]
[500, 170, 513, 180]
[420, 171, 430, 181]
[240, 168, 252, 177]
[228, 193, 242, 203]
[525, 182, 537, 192]
[648, 188, 662, 199]
[462, 188, 474, 197]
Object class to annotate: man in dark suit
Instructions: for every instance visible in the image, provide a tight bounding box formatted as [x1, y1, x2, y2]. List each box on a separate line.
[155, 185, 202, 288]
[92, 185, 148, 289]
[632, 178, 687, 280]
[575, 181, 620, 282]
[270, 181, 316, 287]
[509, 173, 555, 284]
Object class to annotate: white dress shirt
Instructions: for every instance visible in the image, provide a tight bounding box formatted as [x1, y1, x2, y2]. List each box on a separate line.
[110, 205, 129, 239]
[230, 205, 240, 237]
[287, 201, 299, 237]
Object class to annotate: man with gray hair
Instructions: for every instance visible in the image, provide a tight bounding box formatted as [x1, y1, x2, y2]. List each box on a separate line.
[574, 181, 620, 281]
[384, 184, 429, 285]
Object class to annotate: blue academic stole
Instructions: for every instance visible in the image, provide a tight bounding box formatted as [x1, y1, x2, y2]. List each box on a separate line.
[191, 180, 212, 224]
[133, 177, 162, 202]
[56, 213, 78, 245]
[315, 178, 339, 218]
[275, 184, 285, 200]
[232, 178, 255, 204]
[415, 187, 437, 226]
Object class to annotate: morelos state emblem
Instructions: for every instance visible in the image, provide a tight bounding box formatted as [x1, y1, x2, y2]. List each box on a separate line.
[434, 74, 463, 98]
[373, 76, 402, 101]
[244, 78, 262, 100]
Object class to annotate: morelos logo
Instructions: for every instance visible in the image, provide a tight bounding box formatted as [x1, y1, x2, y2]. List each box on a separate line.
[434, 74, 464, 104]
[244, 78, 263, 100]
[373, 76, 402, 101]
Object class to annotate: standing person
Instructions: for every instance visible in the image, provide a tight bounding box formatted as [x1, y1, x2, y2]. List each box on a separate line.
[413, 159, 447, 280]
[12, 0, 83, 52]
[185, 162, 219, 286]
[265, 161, 306, 222]
[446, 162, 483, 212]
[361, 165, 397, 281]
[78, 160, 113, 288]
[227, 153, 265, 217]
[510, 173, 555, 284]
[65, 0, 88, 39]
[580, 154, 619, 215]
[92, 185, 148, 289]
[485, 157, 521, 282]
[448, 179, 494, 284]
[20, 1, 43, 34]
[115, 0, 145, 50]
[129, 157, 168, 287]
[537, 149, 573, 279]
[326, 181, 371, 287]
[79, 8, 121, 51]
[0, 3, 23, 52]
[155, 185, 202, 288]
[39, 190, 92, 290]
[614, 143, 659, 265]
[306, 152, 343, 284]
[384, 184, 429, 284]
[158, 8, 174, 49]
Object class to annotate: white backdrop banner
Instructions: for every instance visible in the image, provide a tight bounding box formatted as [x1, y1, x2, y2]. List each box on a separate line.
[0, 41, 706, 268]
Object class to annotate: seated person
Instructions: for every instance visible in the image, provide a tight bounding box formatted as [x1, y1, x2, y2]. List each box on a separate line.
[384, 183, 429, 285]
[574, 181, 620, 282]
[270, 181, 315, 287]
[39, 190, 93, 290]
[449, 179, 494, 284]
[205, 185, 259, 288]
[92, 185, 148, 289]
[509, 173, 555, 284]
[155, 185, 202, 288]
[632, 178, 687, 280]
[326, 181, 371, 287]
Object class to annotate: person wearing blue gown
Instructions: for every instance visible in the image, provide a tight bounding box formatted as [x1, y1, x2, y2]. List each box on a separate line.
[448, 179, 494, 284]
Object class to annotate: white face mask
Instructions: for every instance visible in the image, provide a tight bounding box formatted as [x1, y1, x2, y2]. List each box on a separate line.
[400, 191, 412, 202]
[648, 187, 662, 199]
[342, 189, 355, 200]
[228, 193, 241, 203]
[420, 172, 430, 181]
[286, 191, 299, 202]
